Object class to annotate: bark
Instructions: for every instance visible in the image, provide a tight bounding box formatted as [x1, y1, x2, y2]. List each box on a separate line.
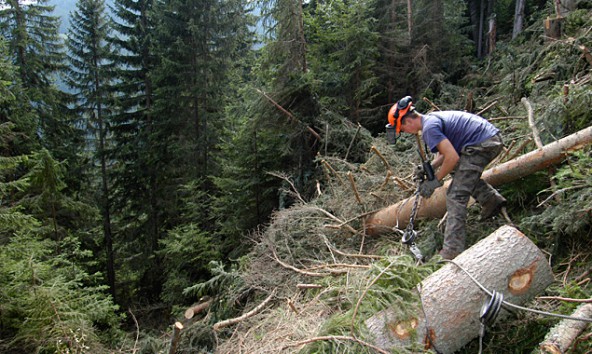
[366, 125, 592, 236]
[366, 225, 554, 354]
[512, 0, 526, 39]
[537, 304, 592, 354]
[406, 0, 413, 42]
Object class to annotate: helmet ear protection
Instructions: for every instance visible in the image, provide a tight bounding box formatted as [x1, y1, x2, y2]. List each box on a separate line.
[387, 96, 415, 135]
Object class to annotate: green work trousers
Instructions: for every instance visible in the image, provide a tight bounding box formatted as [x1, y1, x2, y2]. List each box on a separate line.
[443, 134, 504, 254]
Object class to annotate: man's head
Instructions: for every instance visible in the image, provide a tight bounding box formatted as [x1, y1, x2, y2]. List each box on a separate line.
[388, 96, 420, 135]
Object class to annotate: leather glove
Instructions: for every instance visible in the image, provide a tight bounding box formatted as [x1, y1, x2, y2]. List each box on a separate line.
[419, 178, 442, 198]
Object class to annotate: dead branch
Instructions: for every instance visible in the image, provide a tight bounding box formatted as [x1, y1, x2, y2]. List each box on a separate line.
[494, 139, 517, 164]
[129, 309, 140, 354]
[286, 298, 298, 314]
[379, 170, 393, 190]
[393, 176, 413, 191]
[271, 249, 329, 277]
[321, 159, 346, 186]
[422, 97, 441, 111]
[345, 123, 362, 161]
[536, 185, 586, 207]
[489, 115, 527, 121]
[306, 206, 358, 234]
[477, 100, 498, 116]
[213, 290, 276, 331]
[347, 172, 363, 205]
[305, 263, 370, 271]
[282, 335, 390, 354]
[522, 97, 543, 148]
[297, 283, 324, 289]
[506, 138, 533, 161]
[257, 89, 321, 141]
[268, 172, 305, 204]
[369, 146, 391, 172]
[329, 246, 383, 260]
[537, 296, 592, 303]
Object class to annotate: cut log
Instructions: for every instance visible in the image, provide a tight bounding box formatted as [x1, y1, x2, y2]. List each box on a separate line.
[366, 125, 592, 236]
[366, 225, 554, 354]
[184, 299, 212, 320]
[537, 304, 592, 354]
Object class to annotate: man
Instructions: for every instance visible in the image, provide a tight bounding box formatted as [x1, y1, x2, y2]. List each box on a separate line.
[388, 96, 506, 259]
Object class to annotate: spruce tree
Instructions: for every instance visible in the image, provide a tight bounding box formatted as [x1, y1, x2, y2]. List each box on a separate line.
[0, 0, 81, 164]
[64, 0, 117, 298]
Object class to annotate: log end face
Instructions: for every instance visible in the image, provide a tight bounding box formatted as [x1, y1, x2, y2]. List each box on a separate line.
[507, 262, 536, 295]
[539, 343, 562, 354]
[387, 318, 418, 340]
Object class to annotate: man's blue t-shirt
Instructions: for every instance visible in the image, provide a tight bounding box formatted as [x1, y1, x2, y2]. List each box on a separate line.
[421, 111, 499, 154]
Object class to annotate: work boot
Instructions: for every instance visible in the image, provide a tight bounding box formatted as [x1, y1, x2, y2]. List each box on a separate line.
[480, 194, 507, 220]
[438, 248, 461, 260]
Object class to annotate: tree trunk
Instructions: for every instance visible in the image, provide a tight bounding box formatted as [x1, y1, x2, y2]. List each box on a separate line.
[366, 225, 554, 354]
[366, 125, 592, 236]
[477, 0, 485, 58]
[512, 0, 526, 39]
[406, 0, 413, 41]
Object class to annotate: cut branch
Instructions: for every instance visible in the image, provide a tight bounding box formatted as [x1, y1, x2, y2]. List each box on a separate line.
[348, 172, 363, 205]
[522, 97, 543, 148]
[271, 250, 329, 277]
[257, 89, 321, 141]
[537, 304, 592, 354]
[213, 290, 276, 331]
[282, 335, 390, 354]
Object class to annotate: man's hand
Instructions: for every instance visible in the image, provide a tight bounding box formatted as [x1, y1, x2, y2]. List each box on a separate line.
[419, 178, 442, 198]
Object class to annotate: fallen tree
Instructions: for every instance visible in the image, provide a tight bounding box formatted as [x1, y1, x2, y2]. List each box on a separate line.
[366, 125, 592, 236]
[365, 225, 554, 353]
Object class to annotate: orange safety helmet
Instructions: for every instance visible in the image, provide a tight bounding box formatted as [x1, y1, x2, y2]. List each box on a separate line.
[387, 96, 414, 134]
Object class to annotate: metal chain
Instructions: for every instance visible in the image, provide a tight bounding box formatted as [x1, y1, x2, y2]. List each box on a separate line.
[402, 178, 423, 263]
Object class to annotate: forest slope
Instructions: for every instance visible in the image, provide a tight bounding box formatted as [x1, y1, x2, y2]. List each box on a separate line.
[168, 9, 592, 354]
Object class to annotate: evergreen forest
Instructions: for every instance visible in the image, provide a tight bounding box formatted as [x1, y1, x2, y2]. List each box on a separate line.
[0, 0, 591, 352]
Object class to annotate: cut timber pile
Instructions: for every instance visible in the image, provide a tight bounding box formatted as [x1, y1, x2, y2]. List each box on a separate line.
[366, 225, 553, 354]
[366, 125, 592, 236]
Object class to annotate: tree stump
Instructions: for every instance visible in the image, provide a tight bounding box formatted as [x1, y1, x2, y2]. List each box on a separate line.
[366, 225, 554, 354]
[544, 16, 563, 40]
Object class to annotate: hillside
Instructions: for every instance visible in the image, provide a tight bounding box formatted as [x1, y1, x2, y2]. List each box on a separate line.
[163, 9, 592, 354]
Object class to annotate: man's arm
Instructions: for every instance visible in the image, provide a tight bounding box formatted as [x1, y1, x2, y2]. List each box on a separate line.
[434, 139, 459, 181]
[431, 153, 444, 169]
